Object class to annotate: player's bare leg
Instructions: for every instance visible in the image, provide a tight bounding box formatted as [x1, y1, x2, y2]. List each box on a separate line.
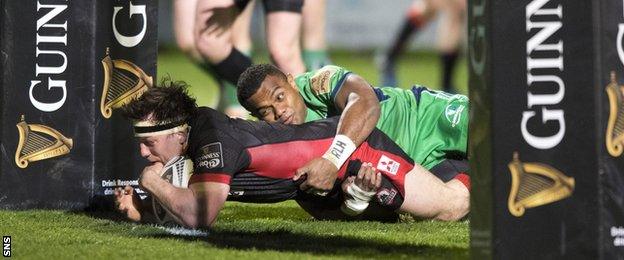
[194, 0, 251, 86]
[436, 0, 466, 92]
[379, 0, 439, 87]
[398, 164, 469, 221]
[175, 0, 252, 118]
[173, 0, 202, 61]
[222, 0, 255, 118]
[231, 1, 254, 55]
[301, 0, 331, 70]
[437, 0, 465, 54]
[194, 0, 237, 64]
[266, 11, 306, 75]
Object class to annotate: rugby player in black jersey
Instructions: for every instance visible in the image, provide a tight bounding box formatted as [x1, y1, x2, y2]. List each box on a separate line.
[115, 80, 468, 229]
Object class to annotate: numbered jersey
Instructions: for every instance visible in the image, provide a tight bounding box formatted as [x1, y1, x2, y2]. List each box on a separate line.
[295, 65, 469, 170]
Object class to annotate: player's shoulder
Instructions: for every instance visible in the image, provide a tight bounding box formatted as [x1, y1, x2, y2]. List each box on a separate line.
[189, 107, 229, 128]
[194, 106, 223, 118]
[187, 107, 233, 148]
[296, 65, 348, 83]
[298, 65, 351, 96]
[310, 65, 349, 80]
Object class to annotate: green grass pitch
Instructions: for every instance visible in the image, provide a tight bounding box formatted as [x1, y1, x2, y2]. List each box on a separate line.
[0, 47, 469, 259]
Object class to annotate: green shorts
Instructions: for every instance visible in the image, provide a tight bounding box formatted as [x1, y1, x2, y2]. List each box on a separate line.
[375, 86, 469, 170]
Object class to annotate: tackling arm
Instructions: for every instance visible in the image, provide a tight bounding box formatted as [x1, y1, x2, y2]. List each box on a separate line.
[332, 74, 381, 148]
[295, 74, 381, 193]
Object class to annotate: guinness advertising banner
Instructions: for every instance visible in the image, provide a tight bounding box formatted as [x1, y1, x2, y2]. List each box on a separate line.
[469, 0, 624, 258]
[0, 0, 157, 209]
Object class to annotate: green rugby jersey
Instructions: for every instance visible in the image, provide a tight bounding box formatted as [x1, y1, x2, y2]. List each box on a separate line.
[294, 65, 469, 170]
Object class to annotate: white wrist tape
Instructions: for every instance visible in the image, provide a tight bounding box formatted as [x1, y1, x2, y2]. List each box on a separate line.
[346, 181, 377, 202]
[341, 199, 369, 216]
[322, 135, 356, 169]
[341, 182, 377, 216]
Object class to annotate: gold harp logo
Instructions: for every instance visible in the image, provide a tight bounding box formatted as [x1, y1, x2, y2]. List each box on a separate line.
[507, 152, 575, 217]
[100, 48, 153, 118]
[606, 71, 624, 157]
[15, 116, 73, 168]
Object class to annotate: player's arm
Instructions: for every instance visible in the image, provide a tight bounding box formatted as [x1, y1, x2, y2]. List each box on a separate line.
[296, 72, 380, 193]
[187, 181, 229, 228]
[333, 73, 380, 143]
[330, 73, 381, 153]
[139, 163, 229, 229]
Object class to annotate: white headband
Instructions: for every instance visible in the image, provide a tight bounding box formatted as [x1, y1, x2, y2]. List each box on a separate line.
[133, 119, 188, 137]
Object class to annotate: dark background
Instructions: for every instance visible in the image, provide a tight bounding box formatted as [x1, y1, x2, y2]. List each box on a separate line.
[0, 0, 157, 210]
[470, 0, 624, 258]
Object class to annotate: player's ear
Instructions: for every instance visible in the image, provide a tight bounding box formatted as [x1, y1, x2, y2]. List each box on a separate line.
[286, 74, 298, 92]
[176, 131, 187, 144]
[179, 130, 191, 152]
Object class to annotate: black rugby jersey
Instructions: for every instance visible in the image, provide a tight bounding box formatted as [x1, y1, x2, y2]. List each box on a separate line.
[186, 107, 414, 210]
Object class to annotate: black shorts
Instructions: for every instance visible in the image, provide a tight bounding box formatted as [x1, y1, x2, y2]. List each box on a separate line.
[228, 172, 299, 203]
[235, 0, 304, 13]
[430, 158, 470, 182]
[262, 0, 304, 13]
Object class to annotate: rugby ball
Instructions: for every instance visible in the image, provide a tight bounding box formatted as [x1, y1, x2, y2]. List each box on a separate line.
[151, 156, 193, 226]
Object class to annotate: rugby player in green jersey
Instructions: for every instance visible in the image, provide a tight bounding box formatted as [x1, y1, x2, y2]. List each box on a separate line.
[237, 64, 470, 196]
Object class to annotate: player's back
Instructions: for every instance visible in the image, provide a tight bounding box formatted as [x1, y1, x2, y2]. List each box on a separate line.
[187, 107, 339, 203]
[187, 107, 413, 205]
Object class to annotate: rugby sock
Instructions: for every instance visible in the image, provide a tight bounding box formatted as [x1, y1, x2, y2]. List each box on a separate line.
[387, 21, 417, 63]
[302, 49, 332, 71]
[222, 49, 252, 108]
[212, 48, 252, 86]
[216, 81, 239, 110]
[381, 19, 419, 87]
[197, 61, 244, 110]
[453, 173, 470, 191]
[387, 5, 424, 63]
[197, 49, 251, 113]
[441, 51, 459, 93]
